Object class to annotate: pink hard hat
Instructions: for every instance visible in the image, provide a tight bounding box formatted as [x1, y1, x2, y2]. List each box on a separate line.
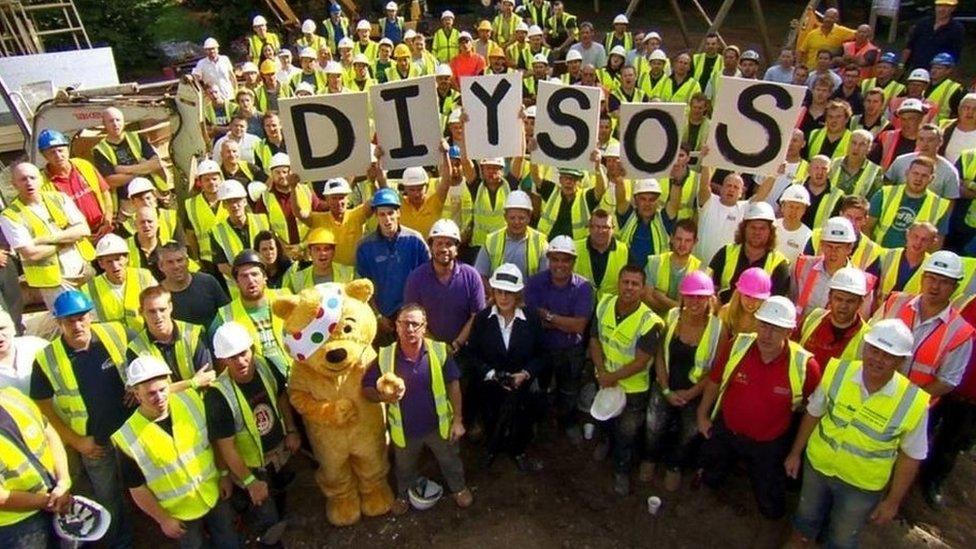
[736, 267, 772, 299]
[679, 270, 715, 296]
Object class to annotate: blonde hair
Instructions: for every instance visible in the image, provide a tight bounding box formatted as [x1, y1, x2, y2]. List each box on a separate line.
[719, 291, 759, 335]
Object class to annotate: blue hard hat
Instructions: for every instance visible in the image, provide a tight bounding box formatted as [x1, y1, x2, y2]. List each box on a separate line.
[931, 52, 955, 67]
[37, 129, 70, 151]
[372, 187, 401, 209]
[329, 3, 341, 14]
[52, 290, 94, 319]
[448, 145, 461, 160]
[878, 52, 898, 65]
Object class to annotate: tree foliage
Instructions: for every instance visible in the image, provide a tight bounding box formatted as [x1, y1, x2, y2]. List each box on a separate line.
[75, 0, 170, 70]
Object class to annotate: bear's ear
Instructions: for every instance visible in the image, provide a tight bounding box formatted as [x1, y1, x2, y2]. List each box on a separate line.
[346, 279, 374, 302]
[271, 294, 300, 319]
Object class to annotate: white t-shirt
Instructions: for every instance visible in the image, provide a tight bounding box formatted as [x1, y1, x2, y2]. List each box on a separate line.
[213, 133, 262, 164]
[0, 336, 49, 395]
[765, 161, 805, 213]
[192, 55, 236, 99]
[696, 195, 749, 264]
[944, 127, 976, 165]
[773, 218, 812, 264]
[0, 196, 87, 278]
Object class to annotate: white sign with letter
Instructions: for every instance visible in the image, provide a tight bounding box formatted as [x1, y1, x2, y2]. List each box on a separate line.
[460, 73, 524, 160]
[617, 102, 687, 179]
[532, 80, 602, 171]
[369, 75, 442, 170]
[278, 92, 372, 181]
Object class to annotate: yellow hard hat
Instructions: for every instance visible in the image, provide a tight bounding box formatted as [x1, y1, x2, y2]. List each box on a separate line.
[393, 43, 411, 58]
[306, 227, 336, 246]
[488, 44, 505, 59]
[477, 20, 492, 32]
[259, 59, 277, 75]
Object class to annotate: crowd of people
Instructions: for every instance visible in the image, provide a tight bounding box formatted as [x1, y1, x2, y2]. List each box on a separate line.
[1, 0, 975, 547]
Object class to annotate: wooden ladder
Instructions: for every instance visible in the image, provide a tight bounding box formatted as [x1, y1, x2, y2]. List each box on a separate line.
[0, 0, 92, 57]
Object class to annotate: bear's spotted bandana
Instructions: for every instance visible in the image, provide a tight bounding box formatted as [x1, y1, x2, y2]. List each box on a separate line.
[282, 283, 345, 362]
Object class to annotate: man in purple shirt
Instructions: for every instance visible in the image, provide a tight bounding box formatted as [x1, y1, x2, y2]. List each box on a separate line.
[523, 235, 594, 444]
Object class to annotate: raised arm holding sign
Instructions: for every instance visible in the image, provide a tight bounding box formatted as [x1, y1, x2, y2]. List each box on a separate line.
[460, 73, 524, 160]
[278, 92, 372, 182]
[369, 75, 443, 170]
[531, 80, 602, 172]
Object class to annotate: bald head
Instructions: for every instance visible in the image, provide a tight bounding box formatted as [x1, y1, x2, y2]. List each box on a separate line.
[102, 107, 125, 138]
[11, 162, 42, 200]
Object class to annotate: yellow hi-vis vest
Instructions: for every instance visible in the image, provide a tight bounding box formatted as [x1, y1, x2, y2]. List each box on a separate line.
[254, 83, 293, 115]
[111, 390, 219, 521]
[485, 227, 548, 276]
[692, 53, 722, 89]
[282, 262, 354, 294]
[34, 323, 128, 435]
[797, 307, 866, 360]
[662, 307, 724, 383]
[492, 13, 523, 45]
[1, 192, 96, 288]
[574, 237, 629, 301]
[959, 150, 976, 228]
[128, 321, 205, 382]
[378, 340, 452, 448]
[860, 78, 904, 105]
[810, 230, 882, 271]
[262, 185, 313, 244]
[84, 268, 156, 331]
[247, 32, 281, 64]
[595, 295, 664, 393]
[432, 27, 460, 63]
[385, 62, 422, 82]
[806, 358, 929, 491]
[211, 357, 281, 468]
[828, 158, 881, 197]
[92, 132, 170, 191]
[0, 387, 59, 526]
[537, 187, 590, 240]
[807, 129, 852, 161]
[712, 333, 810, 419]
[873, 185, 951, 247]
[470, 183, 513, 247]
[644, 252, 702, 300]
[40, 158, 110, 214]
[619, 211, 670, 257]
[926, 78, 963, 124]
[603, 31, 633, 52]
[184, 194, 227, 262]
[659, 170, 699, 221]
[289, 70, 328, 95]
[809, 186, 847, 230]
[659, 76, 702, 105]
[877, 248, 925, 298]
[718, 245, 789, 295]
[322, 17, 350, 53]
[121, 207, 179, 242]
[212, 214, 271, 266]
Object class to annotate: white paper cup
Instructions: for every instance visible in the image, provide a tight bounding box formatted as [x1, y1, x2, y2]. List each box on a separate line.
[647, 496, 662, 515]
[583, 422, 595, 440]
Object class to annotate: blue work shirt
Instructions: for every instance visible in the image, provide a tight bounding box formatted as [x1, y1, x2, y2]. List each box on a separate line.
[356, 226, 431, 317]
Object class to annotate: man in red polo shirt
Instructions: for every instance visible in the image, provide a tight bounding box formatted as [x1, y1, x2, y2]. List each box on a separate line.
[794, 267, 870, 367]
[697, 296, 821, 523]
[37, 129, 114, 236]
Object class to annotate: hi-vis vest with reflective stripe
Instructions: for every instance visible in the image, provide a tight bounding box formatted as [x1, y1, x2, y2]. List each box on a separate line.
[619, 211, 669, 257]
[289, 70, 328, 94]
[1, 192, 96, 288]
[807, 129, 851, 161]
[0, 387, 57, 526]
[84, 268, 156, 331]
[806, 358, 928, 491]
[691, 53, 721, 89]
[872, 186, 951, 247]
[860, 78, 905, 105]
[432, 27, 460, 63]
[40, 158, 110, 214]
[184, 194, 227, 262]
[247, 32, 281, 63]
[379, 340, 452, 448]
[485, 227, 547, 276]
[212, 357, 281, 468]
[807, 185, 846, 229]
[537, 187, 589, 239]
[603, 31, 633, 52]
[471, 183, 512, 247]
[792, 255, 877, 314]
[659, 76, 702, 105]
[960, 150, 976, 228]
[595, 295, 663, 393]
[128, 321, 204, 382]
[111, 390, 219, 521]
[263, 185, 312, 244]
[385, 62, 422, 82]
[282, 262, 354, 294]
[574, 237, 629, 300]
[718, 245, 789, 294]
[828, 158, 881, 197]
[877, 248, 925, 298]
[215, 290, 289, 376]
[880, 292, 975, 387]
[662, 307, 723, 383]
[121, 207, 179, 243]
[254, 83, 293, 114]
[926, 78, 963, 124]
[212, 214, 271, 266]
[660, 170, 699, 220]
[645, 252, 702, 299]
[93, 132, 170, 191]
[797, 307, 866, 361]
[810, 230, 882, 271]
[34, 323, 128, 435]
[322, 17, 349, 52]
[712, 333, 811, 419]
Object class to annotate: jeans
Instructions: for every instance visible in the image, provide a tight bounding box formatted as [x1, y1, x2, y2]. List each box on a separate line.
[546, 346, 585, 429]
[645, 386, 701, 469]
[793, 461, 883, 549]
[923, 394, 976, 491]
[0, 511, 56, 549]
[180, 498, 239, 549]
[600, 390, 649, 474]
[81, 448, 133, 548]
[393, 430, 467, 496]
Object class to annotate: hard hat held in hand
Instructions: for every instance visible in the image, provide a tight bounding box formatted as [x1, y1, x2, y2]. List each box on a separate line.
[54, 495, 111, 543]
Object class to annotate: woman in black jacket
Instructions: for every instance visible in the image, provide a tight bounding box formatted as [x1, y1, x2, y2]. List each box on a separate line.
[467, 263, 547, 472]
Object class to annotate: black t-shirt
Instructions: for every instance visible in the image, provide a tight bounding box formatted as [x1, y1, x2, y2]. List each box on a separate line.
[170, 273, 231, 332]
[220, 163, 267, 186]
[91, 134, 157, 203]
[204, 365, 287, 455]
[667, 337, 697, 391]
[119, 414, 174, 488]
[30, 338, 134, 445]
[124, 325, 213, 381]
[801, 184, 835, 228]
[586, 238, 619, 288]
[698, 55, 719, 90]
[537, 180, 600, 240]
[708, 246, 791, 303]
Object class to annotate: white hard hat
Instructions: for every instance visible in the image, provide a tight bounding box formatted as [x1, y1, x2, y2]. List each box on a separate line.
[633, 178, 662, 195]
[217, 179, 247, 201]
[532, 53, 549, 65]
[863, 318, 914, 357]
[401, 166, 429, 186]
[404, 29, 417, 41]
[649, 48, 668, 62]
[324, 61, 344, 75]
[241, 62, 259, 73]
[213, 321, 253, 359]
[829, 267, 868, 296]
[907, 68, 931, 83]
[127, 177, 155, 198]
[566, 49, 583, 63]
[197, 158, 221, 177]
[458, 31, 472, 41]
[744, 201, 775, 222]
[897, 98, 926, 114]
[528, 25, 543, 37]
[54, 495, 111, 543]
[778, 184, 810, 205]
[613, 14, 629, 25]
[385, 1, 397, 10]
[643, 31, 662, 42]
[125, 356, 171, 387]
[441, 10, 455, 20]
[295, 82, 316, 95]
[609, 45, 627, 59]
[923, 250, 964, 280]
[821, 216, 857, 243]
[408, 477, 443, 511]
[489, 263, 524, 292]
[337, 37, 354, 49]
[268, 152, 291, 169]
[524, 105, 537, 118]
[481, 157, 505, 167]
[357, 19, 371, 31]
[299, 47, 317, 59]
[591, 385, 626, 421]
[353, 53, 370, 65]
[322, 177, 352, 196]
[448, 109, 462, 125]
[754, 295, 797, 329]
[516, 21, 529, 33]
[302, 19, 316, 33]
[252, 15, 268, 27]
[247, 181, 268, 203]
[94, 234, 128, 258]
[436, 64, 453, 77]
[547, 235, 577, 257]
[203, 37, 219, 49]
[504, 190, 533, 210]
[604, 142, 620, 158]
[428, 218, 461, 241]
